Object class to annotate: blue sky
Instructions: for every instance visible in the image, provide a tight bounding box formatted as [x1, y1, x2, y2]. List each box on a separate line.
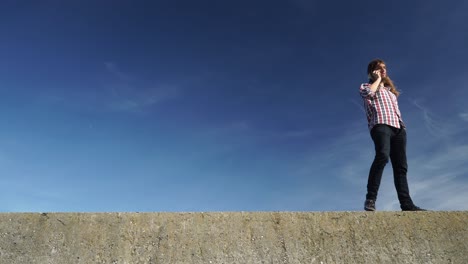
[1, 0, 467, 212]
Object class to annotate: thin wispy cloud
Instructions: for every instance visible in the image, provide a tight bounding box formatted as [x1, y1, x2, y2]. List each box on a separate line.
[301, 112, 468, 211]
[350, 98, 366, 114]
[459, 112, 468, 122]
[36, 94, 66, 104]
[379, 118, 468, 210]
[108, 85, 180, 112]
[411, 99, 449, 138]
[206, 120, 317, 142]
[104, 62, 133, 82]
[404, 150, 468, 211]
[104, 62, 181, 112]
[278, 129, 315, 138]
[32, 62, 181, 113]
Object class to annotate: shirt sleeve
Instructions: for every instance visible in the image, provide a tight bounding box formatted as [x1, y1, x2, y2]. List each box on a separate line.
[359, 83, 375, 99]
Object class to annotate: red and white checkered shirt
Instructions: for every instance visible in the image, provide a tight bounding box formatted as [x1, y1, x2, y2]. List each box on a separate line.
[359, 83, 405, 131]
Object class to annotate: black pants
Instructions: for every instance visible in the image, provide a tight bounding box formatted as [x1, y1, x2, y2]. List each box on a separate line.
[366, 124, 413, 206]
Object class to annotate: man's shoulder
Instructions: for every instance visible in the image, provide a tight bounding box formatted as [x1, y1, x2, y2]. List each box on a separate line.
[360, 83, 371, 89]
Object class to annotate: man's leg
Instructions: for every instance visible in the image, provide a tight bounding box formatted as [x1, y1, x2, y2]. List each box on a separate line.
[389, 128, 413, 206]
[366, 125, 392, 201]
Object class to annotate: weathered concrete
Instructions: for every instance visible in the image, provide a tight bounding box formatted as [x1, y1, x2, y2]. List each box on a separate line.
[0, 212, 467, 263]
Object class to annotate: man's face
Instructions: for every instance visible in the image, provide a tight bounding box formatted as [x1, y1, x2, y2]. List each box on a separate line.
[375, 63, 387, 78]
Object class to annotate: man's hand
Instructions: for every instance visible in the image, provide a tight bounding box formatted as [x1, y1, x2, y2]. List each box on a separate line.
[369, 70, 382, 93]
[372, 70, 382, 80]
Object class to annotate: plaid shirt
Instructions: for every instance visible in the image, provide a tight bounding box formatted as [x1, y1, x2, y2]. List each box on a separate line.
[359, 83, 405, 131]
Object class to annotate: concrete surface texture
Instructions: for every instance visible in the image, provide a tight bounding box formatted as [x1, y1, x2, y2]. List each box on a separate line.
[0, 211, 467, 264]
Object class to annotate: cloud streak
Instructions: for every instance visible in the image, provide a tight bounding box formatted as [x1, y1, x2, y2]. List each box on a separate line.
[104, 62, 133, 82]
[410, 99, 449, 138]
[301, 112, 468, 211]
[459, 112, 468, 122]
[108, 85, 180, 112]
[104, 62, 181, 112]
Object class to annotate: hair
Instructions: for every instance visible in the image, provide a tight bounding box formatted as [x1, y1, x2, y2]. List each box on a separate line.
[367, 58, 400, 97]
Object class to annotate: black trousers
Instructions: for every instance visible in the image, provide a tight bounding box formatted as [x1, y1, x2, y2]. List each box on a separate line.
[366, 124, 413, 206]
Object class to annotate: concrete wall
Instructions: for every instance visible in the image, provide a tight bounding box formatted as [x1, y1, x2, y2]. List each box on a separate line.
[0, 212, 467, 263]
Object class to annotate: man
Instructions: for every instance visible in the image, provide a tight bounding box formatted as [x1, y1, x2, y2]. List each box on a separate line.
[359, 59, 426, 211]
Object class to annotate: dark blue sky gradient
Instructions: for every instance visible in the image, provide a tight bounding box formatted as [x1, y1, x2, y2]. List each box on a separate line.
[1, 0, 467, 212]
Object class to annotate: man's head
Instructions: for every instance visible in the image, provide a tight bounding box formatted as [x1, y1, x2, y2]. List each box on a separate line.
[366, 58, 399, 96]
[367, 58, 388, 81]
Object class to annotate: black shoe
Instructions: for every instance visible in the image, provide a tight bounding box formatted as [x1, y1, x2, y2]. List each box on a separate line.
[401, 204, 427, 211]
[364, 199, 376, 211]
